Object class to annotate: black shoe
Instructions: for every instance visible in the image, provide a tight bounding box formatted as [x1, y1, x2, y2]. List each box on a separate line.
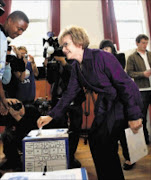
[0, 160, 22, 171]
[123, 162, 136, 170]
[145, 139, 150, 145]
[69, 158, 81, 169]
[0, 172, 2, 178]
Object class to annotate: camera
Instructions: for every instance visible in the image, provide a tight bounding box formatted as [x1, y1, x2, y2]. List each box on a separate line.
[43, 32, 65, 61]
[6, 54, 25, 72]
[8, 102, 22, 111]
[25, 54, 28, 59]
[6, 54, 16, 63]
[7, 46, 12, 51]
[43, 32, 65, 84]
[34, 98, 52, 115]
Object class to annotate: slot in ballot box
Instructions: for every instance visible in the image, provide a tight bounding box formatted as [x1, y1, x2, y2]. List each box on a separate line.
[22, 129, 69, 172]
[1, 168, 88, 180]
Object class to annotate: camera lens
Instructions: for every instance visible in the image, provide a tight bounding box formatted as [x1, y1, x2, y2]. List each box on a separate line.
[7, 46, 12, 51]
[25, 54, 28, 59]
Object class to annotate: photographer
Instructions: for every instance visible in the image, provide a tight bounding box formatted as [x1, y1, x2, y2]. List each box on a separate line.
[0, 10, 29, 115]
[15, 46, 39, 105]
[0, 98, 41, 171]
[3, 45, 26, 99]
[44, 55, 86, 168]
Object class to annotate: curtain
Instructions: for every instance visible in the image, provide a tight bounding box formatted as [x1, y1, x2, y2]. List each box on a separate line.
[146, 0, 151, 39]
[0, 0, 12, 24]
[51, 0, 60, 36]
[101, 0, 119, 50]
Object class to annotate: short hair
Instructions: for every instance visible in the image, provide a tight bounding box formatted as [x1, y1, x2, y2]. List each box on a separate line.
[99, 39, 117, 54]
[17, 46, 28, 53]
[136, 34, 149, 43]
[58, 25, 90, 49]
[7, 11, 29, 24]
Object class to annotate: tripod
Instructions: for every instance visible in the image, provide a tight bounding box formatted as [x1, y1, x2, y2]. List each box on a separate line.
[82, 90, 95, 145]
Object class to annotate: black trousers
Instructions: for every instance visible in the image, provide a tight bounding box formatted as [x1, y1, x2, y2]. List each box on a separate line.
[88, 117, 125, 180]
[140, 91, 151, 144]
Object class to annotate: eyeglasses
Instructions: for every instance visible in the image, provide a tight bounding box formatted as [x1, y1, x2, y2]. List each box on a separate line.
[61, 41, 72, 48]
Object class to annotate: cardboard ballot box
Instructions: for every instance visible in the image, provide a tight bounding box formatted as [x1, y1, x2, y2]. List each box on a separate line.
[1, 168, 88, 180]
[22, 129, 69, 172]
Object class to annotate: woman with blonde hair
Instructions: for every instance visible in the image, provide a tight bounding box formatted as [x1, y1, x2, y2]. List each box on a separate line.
[37, 26, 143, 180]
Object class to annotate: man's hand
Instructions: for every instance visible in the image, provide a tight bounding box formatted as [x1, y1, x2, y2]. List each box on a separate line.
[144, 70, 151, 78]
[37, 116, 53, 128]
[6, 98, 25, 121]
[11, 45, 22, 59]
[7, 98, 19, 105]
[128, 118, 143, 134]
[0, 102, 8, 115]
[54, 56, 67, 66]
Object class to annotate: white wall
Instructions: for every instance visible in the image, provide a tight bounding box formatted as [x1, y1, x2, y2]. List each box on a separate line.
[60, 0, 104, 48]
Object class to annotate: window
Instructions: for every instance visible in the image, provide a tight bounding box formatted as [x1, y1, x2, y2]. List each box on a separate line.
[11, 0, 50, 66]
[113, 0, 148, 51]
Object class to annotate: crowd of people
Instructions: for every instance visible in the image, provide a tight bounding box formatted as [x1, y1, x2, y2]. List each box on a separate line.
[0, 9, 150, 180]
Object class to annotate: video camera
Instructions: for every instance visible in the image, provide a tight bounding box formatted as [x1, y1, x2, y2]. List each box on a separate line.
[0, 0, 5, 16]
[43, 32, 65, 84]
[6, 46, 25, 72]
[43, 32, 65, 61]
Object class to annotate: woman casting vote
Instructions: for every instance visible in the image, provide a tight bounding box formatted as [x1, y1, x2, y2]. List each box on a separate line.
[37, 26, 143, 180]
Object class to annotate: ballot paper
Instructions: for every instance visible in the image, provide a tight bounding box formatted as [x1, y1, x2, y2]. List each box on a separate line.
[125, 127, 148, 164]
[1, 168, 88, 180]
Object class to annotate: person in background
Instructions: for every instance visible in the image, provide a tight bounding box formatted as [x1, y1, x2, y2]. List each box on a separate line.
[99, 39, 135, 170]
[16, 46, 39, 105]
[0, 10, 29, 115]
[37, 25, 143, 180]
[127, 34, 151, 145]
[0, 98, 41, 171]
[99, 39, 125, 69]
[3, 44, 26, 99]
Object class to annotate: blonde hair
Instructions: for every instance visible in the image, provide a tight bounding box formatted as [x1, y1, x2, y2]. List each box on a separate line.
[58, 25, 90, 49]
[17, 46, 28, 53]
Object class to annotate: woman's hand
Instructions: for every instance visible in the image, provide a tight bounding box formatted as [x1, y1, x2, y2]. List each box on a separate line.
[128, 118, 143, 134]
[28, 55, 35, 64]
[37, 116, 53, 128]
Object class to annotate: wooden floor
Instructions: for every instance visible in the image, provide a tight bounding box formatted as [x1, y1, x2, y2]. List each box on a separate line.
[76, 138, 151, 180]
[0, 138, 151, 180]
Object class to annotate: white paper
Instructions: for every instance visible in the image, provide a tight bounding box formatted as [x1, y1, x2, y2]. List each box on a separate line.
[125, 127, 148, 164]
[1, 168, 88, 180]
